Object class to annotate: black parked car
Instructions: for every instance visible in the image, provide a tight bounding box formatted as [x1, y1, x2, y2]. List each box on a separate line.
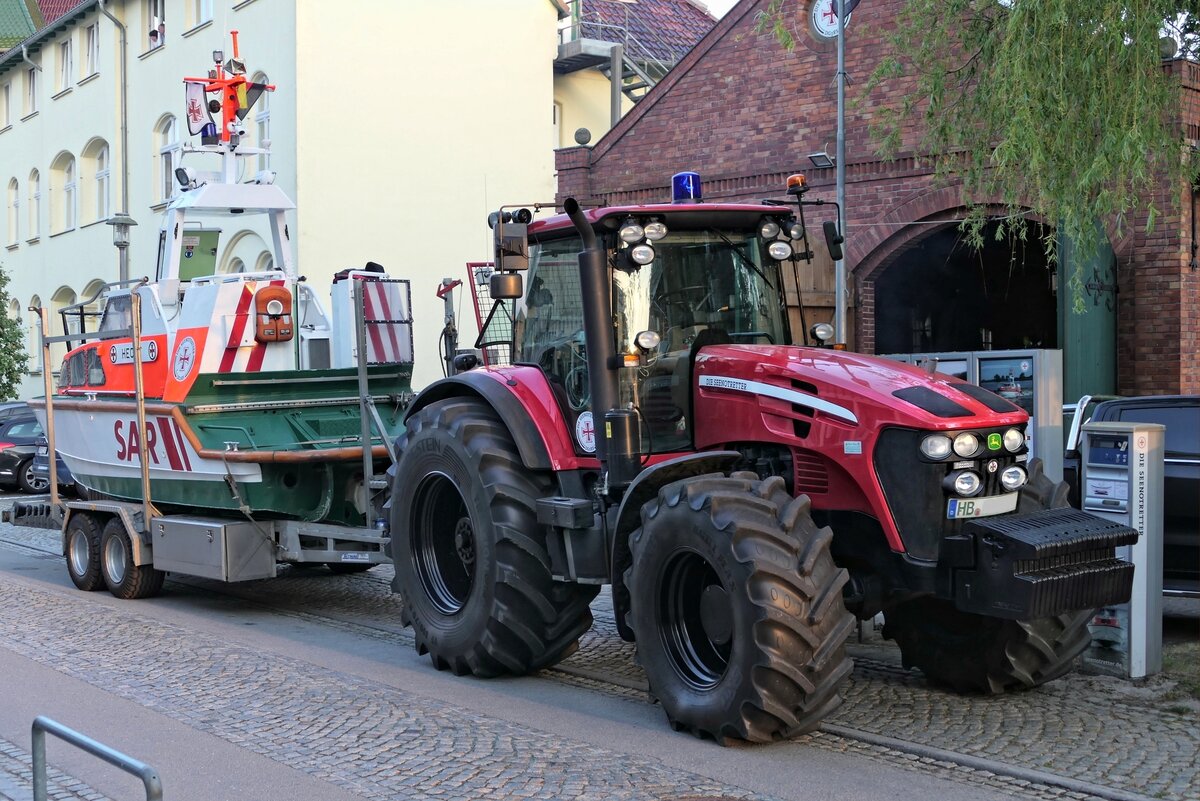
[0, 406, 49, 493]
[31, 432, 74, 495]
[1064, 394, 1199, 597]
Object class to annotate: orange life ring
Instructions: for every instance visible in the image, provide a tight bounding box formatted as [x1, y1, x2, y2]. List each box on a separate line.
[253, 286, 294, 343]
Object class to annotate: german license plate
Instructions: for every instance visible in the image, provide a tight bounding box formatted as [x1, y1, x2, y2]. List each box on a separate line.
[946, 493, 1018, 520]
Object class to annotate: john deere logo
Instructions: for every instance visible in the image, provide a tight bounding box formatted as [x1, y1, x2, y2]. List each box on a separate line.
[988, 433, 1002, 451]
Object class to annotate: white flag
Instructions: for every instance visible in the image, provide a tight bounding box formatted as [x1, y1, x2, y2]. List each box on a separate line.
[184, 82, 211, 136]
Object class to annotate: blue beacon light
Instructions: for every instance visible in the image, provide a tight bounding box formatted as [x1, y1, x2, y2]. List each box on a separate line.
[672, 171, 702, 204]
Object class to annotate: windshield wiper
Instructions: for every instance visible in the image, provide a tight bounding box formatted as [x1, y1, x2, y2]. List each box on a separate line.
[710, 230, 774, 290]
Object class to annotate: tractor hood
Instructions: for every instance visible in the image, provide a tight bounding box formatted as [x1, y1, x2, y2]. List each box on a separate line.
[693, 344, 1028, 432]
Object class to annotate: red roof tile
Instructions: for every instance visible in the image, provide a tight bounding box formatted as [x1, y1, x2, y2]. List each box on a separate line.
[38, 0, 84, 25]
[580, 0, 715, 64]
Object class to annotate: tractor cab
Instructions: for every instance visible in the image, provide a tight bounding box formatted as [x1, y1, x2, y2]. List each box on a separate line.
[482, 172, 835, 462]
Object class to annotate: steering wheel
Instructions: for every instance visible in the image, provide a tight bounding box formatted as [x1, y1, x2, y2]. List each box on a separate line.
[653, 286, 712, 324]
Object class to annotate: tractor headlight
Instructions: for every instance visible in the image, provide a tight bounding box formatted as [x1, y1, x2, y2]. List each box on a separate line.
[643, 221, 668, 241]
[920, 434, 953, 460]
[1001, 465, 1028, 491]
[619, 222, 645, 244]
[947, 470, 983, 496]
[786, 221, 806, 240]
[1003, 428, 1024, 452]
[953, 432, 981, 458]
[630, 244, 656, 265]
[634, 330, 661, 351]
[760, 220, 781, 239]
[767, 240, 793, 260]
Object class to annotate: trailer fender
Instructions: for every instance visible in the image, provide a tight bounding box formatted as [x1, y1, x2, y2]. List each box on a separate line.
[609, 450, 743, 642]
[405, 371, 553, 471]
[62, 503, 153, 566]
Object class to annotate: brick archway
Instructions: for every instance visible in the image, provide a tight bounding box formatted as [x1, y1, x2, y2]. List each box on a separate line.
[851, 187, 1051, 353]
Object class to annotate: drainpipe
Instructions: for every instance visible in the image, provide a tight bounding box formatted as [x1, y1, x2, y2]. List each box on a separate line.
[97, 0, 130, 282]
[20, 45, 42, 72]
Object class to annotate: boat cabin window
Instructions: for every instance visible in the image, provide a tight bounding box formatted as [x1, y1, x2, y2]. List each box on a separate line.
[60, 347, 105, 388]
[99, 294, 132, 332]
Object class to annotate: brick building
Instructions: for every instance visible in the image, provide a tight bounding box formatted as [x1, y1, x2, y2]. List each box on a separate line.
[555, 0, 1200, 397]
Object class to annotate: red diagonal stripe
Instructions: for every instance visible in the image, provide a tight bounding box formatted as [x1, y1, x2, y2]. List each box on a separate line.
[219, 283, 256, 373]
[361, 279, 388, 364]
[174, 420, 193, 471]
[156, 416, 183, 471]
[374, 281, 403, 360]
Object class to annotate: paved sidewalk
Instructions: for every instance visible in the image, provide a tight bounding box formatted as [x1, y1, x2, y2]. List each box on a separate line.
[0, 735, 106, 801]
[2, 525, 1196, 801]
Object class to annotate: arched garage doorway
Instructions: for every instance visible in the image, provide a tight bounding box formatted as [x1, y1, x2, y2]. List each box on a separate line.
[873, 220, 1057, 355]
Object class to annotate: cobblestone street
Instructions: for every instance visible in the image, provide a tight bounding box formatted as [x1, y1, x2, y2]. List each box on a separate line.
[0, 519, 1196, 801]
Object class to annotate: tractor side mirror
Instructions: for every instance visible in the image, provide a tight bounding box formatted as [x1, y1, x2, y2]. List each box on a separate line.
[491, 208, 531, 272]
[823, 220, 844, 262]
[490, 272, 524, 299]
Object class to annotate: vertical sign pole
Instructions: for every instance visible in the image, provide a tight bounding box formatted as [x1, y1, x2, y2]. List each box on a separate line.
[835, 0, 847, 344]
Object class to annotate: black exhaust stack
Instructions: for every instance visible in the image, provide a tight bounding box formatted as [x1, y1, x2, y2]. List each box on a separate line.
[564, 198, 624, 478]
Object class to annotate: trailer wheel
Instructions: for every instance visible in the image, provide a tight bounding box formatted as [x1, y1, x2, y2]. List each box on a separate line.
[390, 398, 598, 677]
[626, 473, 854, 743]
[100, 517, 165, 600]
[65, 513, 104, 592]
[884, 458, 1089, 693]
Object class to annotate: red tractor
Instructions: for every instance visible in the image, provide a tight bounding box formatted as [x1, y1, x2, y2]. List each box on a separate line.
[388, 174, 1136, 743]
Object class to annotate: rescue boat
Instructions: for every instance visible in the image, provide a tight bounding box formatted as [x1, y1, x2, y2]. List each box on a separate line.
[31, 35, 413, 526]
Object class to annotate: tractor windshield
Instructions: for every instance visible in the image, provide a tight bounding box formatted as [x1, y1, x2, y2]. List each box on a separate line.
[611, 230, 788, 453]
[611, 230, 788, 357]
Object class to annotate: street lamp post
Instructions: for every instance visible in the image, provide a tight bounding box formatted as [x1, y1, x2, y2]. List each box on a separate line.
[107, 213, 137, 283]
[835, 0, 847, 345]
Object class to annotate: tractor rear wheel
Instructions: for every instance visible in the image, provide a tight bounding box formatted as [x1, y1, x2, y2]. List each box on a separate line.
[390, 398, 598, 677]
[626, 473, 854, 743]
[884, 458, 1091, 693]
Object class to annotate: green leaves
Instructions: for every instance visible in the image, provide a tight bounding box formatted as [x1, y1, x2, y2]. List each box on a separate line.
[0, 266, 29, 400]
[761, 0, 1192, 299]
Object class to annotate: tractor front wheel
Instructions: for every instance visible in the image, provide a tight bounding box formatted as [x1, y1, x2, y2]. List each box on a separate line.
[884, 457, 1091, 693]
[883, 601, 1092, 693]
[390, 398, 598, 677]
[626, 473, 855, 743]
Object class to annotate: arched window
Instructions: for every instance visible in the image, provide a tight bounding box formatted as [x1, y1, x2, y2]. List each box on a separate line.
[252, 72, 270, 172]
[81, 139, 110, 224]
[27, 294, 41, 369]
[27, 170, 40, 240]
[227, 257, 246, 274]
[50, 286, 77, 369]
[81, 279, 108, 334]
[7, 299, 19, 322]
[5, 179, 17, 247]
[50, 151, 77, 234]
[155, 115, 180, 203]
[255, 251, 274, 273]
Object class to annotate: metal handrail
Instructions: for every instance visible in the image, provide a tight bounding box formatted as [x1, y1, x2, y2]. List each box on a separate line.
[32, 716, 163, 801]
[558, 3, 684, 77]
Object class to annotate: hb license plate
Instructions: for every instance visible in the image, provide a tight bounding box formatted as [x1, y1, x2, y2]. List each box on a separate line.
[947, 493, 1018, 519]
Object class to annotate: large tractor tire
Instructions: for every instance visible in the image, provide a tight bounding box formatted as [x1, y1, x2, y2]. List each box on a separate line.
[626, 472, 855, 743]
[884, 458, 1091, 693]
[389, 398, 598, 677]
